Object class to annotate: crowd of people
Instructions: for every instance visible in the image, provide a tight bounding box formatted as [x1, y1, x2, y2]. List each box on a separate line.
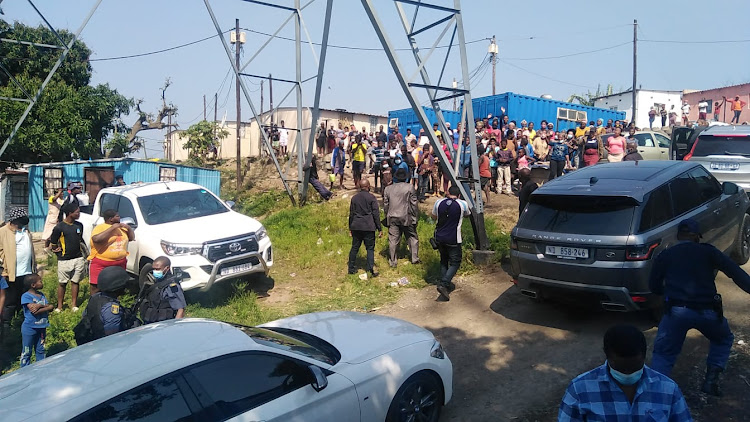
[0, 182, 188, 367]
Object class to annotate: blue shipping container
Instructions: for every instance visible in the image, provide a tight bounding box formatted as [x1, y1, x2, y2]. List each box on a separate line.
[467, 92, 626, 132]
[26, 158, 221, 232]
[387, 106, 462, 139]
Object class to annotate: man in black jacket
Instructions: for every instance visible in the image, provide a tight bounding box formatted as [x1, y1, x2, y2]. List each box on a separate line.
[348, 180, 382, 277]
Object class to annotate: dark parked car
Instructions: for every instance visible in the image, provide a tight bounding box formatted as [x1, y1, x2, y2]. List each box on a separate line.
[671, 125, 708, 160]
[510, 161, 750, 313]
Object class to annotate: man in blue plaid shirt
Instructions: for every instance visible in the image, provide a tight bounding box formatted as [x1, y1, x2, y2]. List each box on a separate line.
[559, 325, 692, 421]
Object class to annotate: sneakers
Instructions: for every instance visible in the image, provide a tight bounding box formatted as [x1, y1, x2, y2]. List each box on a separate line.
[72, 307, 79, 312]
[437, 285, 451, 301]
[54, 308, 62, 313]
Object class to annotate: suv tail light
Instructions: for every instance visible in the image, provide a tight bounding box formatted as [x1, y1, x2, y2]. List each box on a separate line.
[626, 242, 660, 261]
[510, 236, 518, 250]
[683, 139, 697, 161]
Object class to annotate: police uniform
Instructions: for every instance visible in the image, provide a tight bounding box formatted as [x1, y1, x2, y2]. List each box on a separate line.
[75, 266, 134, 344]
[649, 219, 750, 395]
[141, 273, 187, 324]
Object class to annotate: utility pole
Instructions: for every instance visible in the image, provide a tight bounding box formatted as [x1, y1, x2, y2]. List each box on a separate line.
[295, 0, 304, 195]
[203, 94, 207, 121]
[213, 92, 218, 155]
[260, 80, 264, 156]
[632, 19, 637, 126]
[268, 73, 274, 125]
[232, 19, 245, 189]
[453, 78, 458, 111]
[167, 107, 172, 161]
[488, 35, 498, 96]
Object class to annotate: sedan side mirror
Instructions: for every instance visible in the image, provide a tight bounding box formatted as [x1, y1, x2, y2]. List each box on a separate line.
[308, 365, 328, 392]
[225, 200, 236, 210]
[120, 217, 137, 228]
[722, 182, 740, 195]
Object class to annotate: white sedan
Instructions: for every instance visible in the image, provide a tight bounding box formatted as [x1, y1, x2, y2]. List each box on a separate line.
[0, 312, 452, 422]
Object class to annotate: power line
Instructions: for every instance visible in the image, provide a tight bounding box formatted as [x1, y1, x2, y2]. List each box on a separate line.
[502, 41, 631, 61]
[88, 31, 228, 62]
[498, 58, 596, 89]
[641, 38, 750, 44]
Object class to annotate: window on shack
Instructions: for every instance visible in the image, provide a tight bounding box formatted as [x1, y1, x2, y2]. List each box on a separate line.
[10, 178, 28, 205]
[43, 168, 63, 198]
[159, 166, 177, 182]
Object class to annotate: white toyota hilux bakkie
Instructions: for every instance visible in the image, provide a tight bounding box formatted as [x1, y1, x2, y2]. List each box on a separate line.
[79, 181, 272, 291]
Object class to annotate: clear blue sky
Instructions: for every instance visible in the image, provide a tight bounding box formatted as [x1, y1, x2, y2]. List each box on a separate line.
[6, 0, 750, 158]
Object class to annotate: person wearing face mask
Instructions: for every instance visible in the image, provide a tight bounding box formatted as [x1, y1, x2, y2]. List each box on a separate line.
[0, 207, 36, 332]
[138, 256, 186, 324]
[559, 325, 691, 421]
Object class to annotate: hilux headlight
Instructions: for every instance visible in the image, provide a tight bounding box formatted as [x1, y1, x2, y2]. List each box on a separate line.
[256, 226, 268, 241]
[430, 340, 446, 359]
[161, 240, 204, 256]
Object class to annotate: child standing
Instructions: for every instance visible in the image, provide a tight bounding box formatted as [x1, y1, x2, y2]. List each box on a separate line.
[20, 274, 53, 367]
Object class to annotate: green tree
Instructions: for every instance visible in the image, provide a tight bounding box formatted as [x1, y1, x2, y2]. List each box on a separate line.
[183, 120, 228, 166]
[0, 20, 133, 163]
[567, 84, 615, 106]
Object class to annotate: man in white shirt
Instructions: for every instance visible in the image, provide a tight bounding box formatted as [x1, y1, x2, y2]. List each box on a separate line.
[698, 99, 709, 122]
[681, 101, 691, 126]
[278, 120, 289, 157]
[405, 128, 417, 147]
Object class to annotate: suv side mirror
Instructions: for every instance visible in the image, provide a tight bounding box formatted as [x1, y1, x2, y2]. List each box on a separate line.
[308, 365, 328, 392]
[120, 217, 137, 228]
[722, 182, 740, 195]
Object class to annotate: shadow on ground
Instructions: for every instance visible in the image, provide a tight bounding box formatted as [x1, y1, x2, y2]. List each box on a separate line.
[185, 273, 276, 307]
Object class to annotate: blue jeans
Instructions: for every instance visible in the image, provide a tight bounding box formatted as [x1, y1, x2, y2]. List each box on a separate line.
[21, 328, 46, 367]
[437, 242, 462, 287]
[651, 306, 734, 376]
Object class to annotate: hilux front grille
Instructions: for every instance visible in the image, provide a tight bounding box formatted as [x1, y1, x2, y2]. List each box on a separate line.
[204, 234, 259, 263]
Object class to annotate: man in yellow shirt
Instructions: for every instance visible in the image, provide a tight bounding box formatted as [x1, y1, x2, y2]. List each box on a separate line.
[350, 134, 368, 187]
[88, 210, 134, 295]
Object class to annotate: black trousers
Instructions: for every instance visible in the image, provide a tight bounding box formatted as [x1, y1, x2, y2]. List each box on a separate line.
[348, 230, 376, 272]
[548, 160, 565, 181]
[2, 275, 28, 323]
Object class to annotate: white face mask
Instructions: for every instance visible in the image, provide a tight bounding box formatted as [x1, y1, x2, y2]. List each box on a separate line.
[566, 134, 574, 140]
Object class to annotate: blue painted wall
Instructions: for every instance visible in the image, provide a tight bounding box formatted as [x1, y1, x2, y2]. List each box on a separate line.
[387, 106, 462, 139]
[468, 92, 626, 132]
[27, 159, 221, 232]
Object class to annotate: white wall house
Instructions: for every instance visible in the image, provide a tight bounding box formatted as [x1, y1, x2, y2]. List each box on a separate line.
[165, 107, 387, 162]
[593, 90, 682, 129]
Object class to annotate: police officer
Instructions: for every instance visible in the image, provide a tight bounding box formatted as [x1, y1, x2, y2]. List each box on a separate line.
[649, 218, 750, 396]
[139, 256, 186, 324]
[75, 266, 134, 344]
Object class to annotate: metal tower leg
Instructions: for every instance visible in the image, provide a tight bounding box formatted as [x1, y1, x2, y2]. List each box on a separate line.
[360, 0, 489, 250]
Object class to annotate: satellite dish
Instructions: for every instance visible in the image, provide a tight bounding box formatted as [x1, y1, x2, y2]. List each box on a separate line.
[541, 94, 553, 100]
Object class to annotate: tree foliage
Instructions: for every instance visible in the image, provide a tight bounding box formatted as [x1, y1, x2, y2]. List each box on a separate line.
[567, 84, 615, 106]
[183, 120, 228, 166]
[0, 20, 132, 163]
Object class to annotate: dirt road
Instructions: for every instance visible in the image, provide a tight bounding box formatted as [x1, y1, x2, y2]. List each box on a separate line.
[379, 264, 750, 421]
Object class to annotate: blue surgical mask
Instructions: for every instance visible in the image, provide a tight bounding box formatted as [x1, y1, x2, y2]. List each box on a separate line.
[609, 365, 644, 386]
[152, 270, 165, 280]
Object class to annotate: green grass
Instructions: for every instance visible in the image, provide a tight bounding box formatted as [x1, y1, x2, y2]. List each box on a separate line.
[1, 190, 510, 375]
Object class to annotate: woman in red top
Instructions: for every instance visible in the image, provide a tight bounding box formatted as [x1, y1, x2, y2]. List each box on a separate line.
[478, 151, 492, 206]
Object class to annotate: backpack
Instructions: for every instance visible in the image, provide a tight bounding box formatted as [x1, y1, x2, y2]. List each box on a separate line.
[139, 278, 178, 324]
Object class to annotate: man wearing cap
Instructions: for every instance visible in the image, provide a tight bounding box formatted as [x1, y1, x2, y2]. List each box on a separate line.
[76, 266, 134, 343]
[649, 218, 750, 396]
[383, 167, 420, 268]
[0, 207, 35, 330]
[139, 256, 186, 324]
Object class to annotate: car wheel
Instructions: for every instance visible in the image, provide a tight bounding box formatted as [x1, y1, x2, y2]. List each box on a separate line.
[731, 214, 750, 265]
[385, 371, 443, 422]
[139, 262, 155, 291]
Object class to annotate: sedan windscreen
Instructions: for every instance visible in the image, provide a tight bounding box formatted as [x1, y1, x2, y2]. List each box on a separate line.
[520, 196, 636, 236]
[692, 136, 750, 157]
[137, 189, 229, 225]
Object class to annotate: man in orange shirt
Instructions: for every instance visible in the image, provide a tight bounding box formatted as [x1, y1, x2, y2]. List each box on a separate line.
[725, 95, 747, 124]
[88, 210, 135, 295]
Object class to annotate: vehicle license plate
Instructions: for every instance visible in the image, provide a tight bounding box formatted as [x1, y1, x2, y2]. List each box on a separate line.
[710, 162, 740, 171]
[220, 262, 253, 276]
[545, 245, 588, 259]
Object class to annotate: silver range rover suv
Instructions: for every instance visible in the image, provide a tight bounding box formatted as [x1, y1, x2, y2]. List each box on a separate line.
[510, 161, 750, 313]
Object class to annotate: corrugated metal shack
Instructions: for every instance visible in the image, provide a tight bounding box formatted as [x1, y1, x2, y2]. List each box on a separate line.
[387, 107, 462, 138]
[468, 92, 626, 131]
[25, 158, 221, 232]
